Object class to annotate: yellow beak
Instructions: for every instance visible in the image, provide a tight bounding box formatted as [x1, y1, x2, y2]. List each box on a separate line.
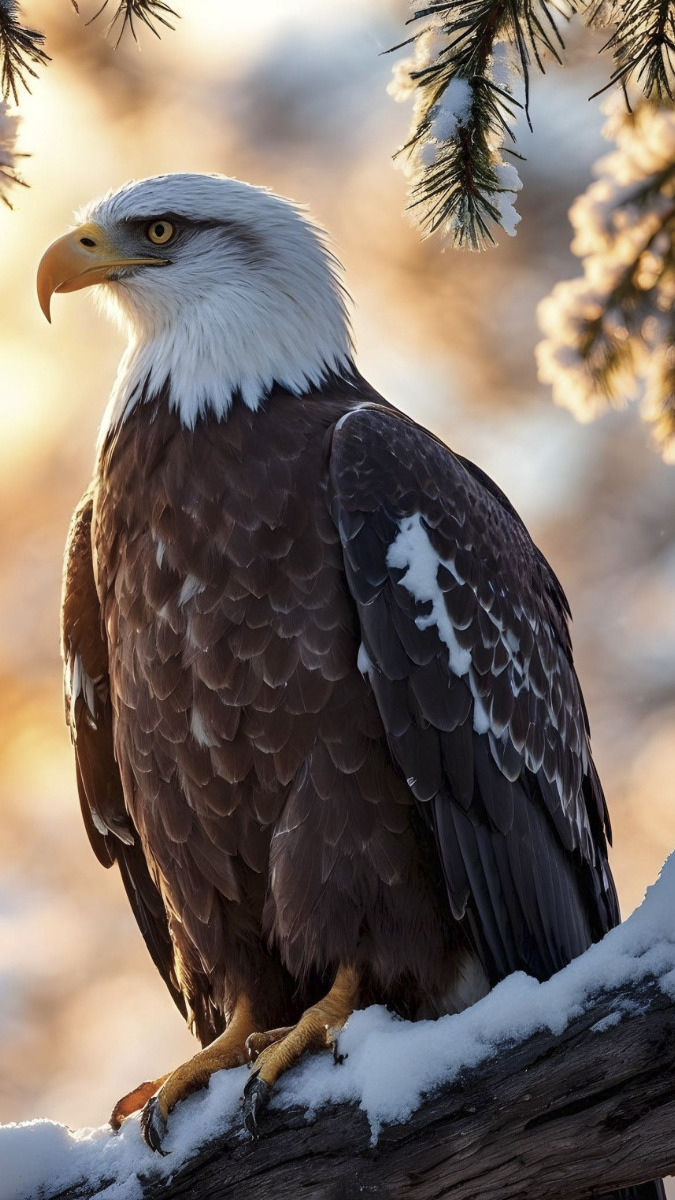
[37, 222, 169, 322]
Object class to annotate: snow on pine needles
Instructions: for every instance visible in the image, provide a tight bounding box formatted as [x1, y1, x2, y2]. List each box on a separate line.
[536, 96, 675, 460]
[0, 100, 22, 205]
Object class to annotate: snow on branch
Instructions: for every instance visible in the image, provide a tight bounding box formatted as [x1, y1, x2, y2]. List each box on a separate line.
[587, 0, 675, 103]
[0, 99, 23, 206]
[536, 96, 675, 458]
[388, 1, 536, 249]
[3, 853, 675, 1200]
[389, 0, 675, 248]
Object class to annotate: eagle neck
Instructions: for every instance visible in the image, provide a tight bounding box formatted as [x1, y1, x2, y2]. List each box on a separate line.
[96, 306, 354, 449]
[96, 372, 378, 479]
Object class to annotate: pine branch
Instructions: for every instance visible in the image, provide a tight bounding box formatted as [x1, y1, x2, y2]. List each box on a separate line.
[536, 98, 675, 459]
[644, 336, 675, 449]
[390, 1, 580, 249]
[0, 98, 24, 207]
[584, 202, 675, 356]
[390, 1, 675, 249]
[590, 0, 675, 103]
[405, 75, 519, 248]
[85, 0, 179, 47]
[0, 1, 49, 105]
[409, 0, 576, 117]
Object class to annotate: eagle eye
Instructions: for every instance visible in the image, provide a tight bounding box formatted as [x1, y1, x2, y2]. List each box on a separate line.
[146, 220, 176, 246]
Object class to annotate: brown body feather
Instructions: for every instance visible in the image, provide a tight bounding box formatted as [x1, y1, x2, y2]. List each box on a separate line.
[64, 377, 481, 1042]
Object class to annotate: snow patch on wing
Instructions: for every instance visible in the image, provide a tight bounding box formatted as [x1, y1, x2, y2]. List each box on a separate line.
[357, 642, 373, 676]
[386, 513, 472, 678]
[334, 403, 377, 434]
[386, 513, 511, 739]
[385, 513, 576, 805]
[179, 574, 204, 606]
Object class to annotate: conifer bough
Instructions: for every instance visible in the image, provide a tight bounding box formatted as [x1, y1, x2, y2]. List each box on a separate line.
[391, 0, 675, 248]
[0, 0, 179, 204]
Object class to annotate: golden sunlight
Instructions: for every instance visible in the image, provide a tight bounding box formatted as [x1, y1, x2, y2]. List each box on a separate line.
[0, 12, 672, 1185]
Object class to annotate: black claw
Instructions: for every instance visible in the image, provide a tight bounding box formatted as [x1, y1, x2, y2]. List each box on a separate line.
[242, 1074, 271, 1138]
[331, 1036, 346, 1066]
[140, 1095, 170, 1156]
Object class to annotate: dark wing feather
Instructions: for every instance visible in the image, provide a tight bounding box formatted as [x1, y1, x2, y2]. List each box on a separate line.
[62, 489, 186, 1021]
[329, 405, 619, 985]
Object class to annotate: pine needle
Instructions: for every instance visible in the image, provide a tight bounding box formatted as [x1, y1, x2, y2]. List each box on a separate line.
[86, 0, 179, 48]
[0, 1, 49, 104]
[590, 0, 675, 102]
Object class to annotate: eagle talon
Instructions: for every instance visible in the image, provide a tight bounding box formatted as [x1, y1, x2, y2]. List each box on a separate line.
[242, 1074, 271, 1138]
[140, 1095, 170, 1155]
[330, 1035, 346, 1066]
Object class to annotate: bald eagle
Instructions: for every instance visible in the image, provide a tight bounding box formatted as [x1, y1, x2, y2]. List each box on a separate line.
[38, 174, 662, 1196]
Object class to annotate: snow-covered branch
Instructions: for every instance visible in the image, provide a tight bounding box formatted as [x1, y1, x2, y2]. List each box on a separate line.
[389, 1, 675, 248]
[0, 98, 22, 205]
[536, 95, 675, 459]
[388, 2, 531, 249]
[3, 854, 675, 1200]
[588, 0, 675, 103]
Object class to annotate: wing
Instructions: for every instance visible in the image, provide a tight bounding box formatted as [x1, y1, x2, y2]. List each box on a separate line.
[329, 405, 620, 985]
[62, 489, 187, 1021]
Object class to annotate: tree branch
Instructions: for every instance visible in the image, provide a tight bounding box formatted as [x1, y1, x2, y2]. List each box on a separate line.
[536, 98, 675, 461]
[48, 973, 675, 1200]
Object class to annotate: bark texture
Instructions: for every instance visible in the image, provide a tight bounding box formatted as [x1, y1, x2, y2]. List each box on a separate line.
[50, 975, 675, 1200]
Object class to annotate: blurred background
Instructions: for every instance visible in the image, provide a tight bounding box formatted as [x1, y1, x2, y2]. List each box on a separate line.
[0, 0, 674, 1157]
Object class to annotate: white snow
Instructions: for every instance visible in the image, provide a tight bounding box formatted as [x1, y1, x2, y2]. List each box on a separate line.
[488, 40, 514, 93]
[489, 161, 522, 237]
[3, 853, 675, 1199]
[429, 77, 473, 143]
[535, 95, 675, 454]
[190, 707, 216, 748]
[357, 642, 373, 676]
[0, 99, 21, 202]
[386, 513, 472, 678]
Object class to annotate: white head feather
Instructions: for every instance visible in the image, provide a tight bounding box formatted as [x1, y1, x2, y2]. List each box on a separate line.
[78, 173, 354, 433]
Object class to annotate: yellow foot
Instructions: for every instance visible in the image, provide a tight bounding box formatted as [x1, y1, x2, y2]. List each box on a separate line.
[112, 995, 257, 1153]
[242, 964, 358, 1137]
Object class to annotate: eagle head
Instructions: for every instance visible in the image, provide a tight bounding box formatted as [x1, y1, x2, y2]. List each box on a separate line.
[37, 173, 353, 426]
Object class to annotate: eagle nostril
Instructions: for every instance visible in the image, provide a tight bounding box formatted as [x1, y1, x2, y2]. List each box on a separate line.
[80, 237, 97, 248]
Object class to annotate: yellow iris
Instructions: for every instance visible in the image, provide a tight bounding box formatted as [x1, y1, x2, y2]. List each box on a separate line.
[146, 220, 175, 246]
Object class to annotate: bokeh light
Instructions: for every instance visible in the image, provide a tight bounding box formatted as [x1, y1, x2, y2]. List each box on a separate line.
[0, 6, 673, 1175]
